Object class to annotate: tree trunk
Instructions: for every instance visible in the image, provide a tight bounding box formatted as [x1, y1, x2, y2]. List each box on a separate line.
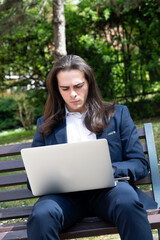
[52, 0, 67, 61]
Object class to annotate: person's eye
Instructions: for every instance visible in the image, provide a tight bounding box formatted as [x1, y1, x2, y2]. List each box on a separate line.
[76, 84, 83, 88]
[62, 88, 68, 91]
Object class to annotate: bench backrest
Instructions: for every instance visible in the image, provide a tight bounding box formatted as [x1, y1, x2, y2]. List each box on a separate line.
[0, 123, 160, 223]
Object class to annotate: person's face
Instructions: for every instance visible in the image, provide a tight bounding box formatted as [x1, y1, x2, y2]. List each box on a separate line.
[57, 69, 89, 114]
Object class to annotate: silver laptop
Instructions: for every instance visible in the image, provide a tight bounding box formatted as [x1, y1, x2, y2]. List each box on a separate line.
[21, 139, 116, 196]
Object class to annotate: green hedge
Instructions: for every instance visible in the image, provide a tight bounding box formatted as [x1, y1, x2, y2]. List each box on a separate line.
[0, 97, 20, 130]
[125, 94, 160, 120]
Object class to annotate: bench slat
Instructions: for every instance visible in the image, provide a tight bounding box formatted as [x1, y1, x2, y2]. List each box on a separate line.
[0, 206, 33, 220]
[0, 173, 27, 187]
[142, 142, 147, 154]
[0, 159, 24, 173]
[148, 213, 160, 229]
[135, 174, 151, 185]
[0, 142, 32, 157]
[137, 127, 145, 138]
[0, 222, 27, 233]
[0, 173, 151, 188]
[0, 229, 28, 240]
[0, 189, 34, 202]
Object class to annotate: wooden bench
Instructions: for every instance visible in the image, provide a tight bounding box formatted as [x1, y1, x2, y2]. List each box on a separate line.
[1, 123, 160, 240]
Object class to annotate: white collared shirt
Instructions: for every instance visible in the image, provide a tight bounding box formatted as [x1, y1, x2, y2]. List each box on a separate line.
[65, 107, 96, 143]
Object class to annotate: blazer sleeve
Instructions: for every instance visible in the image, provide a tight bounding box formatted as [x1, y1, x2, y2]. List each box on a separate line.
[27, 116, 45, 190]
[32, 116, 45, 147]
[112, 106, 149, 183]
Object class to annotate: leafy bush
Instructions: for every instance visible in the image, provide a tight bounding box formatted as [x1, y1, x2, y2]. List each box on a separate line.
[25, 89, 47, 122]
[126, 94, 160, 120]
[0, 89, 46, 131]
[15, 95, 34, 131]
[0, 97, 20, 130]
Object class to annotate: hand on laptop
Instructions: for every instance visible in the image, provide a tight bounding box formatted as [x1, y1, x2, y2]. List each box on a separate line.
[112, 166, 130, 182]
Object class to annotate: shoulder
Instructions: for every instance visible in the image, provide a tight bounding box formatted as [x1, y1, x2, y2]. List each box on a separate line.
[112, 104, 135, 132]
[115, 104, 128, 111]
[111, 104, 133, 127]
[36, 116, 44, 126]
[114, 104, 130, 116]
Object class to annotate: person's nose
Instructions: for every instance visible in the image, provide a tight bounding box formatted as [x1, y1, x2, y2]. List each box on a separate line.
[70, 89, 77, 99]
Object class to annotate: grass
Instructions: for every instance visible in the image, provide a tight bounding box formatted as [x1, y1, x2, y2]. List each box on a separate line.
[0, 118, 160, 239]
[0, 126, 36, 145]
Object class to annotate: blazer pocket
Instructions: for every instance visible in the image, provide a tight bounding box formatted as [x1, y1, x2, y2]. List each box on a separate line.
[106, 131, 121, 141]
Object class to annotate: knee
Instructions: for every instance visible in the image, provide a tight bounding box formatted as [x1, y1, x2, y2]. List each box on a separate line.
[115, 197, 141, 213]
[111, 195, 145, 225]
[28, 200, 64, 228]
[109, 185, 144, 220]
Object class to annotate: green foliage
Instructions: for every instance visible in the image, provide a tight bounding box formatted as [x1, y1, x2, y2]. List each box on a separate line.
[0, 0, 53, 91]
[127, 94, 160, 120]
[15, 93, 34, 130]
[0, 97, 19, 130]
[14, 88, 47, 129]
[24, 88, 47, 120]
[0, 1, 52, 130]
[0, 0, 160, 129]
[65, 0, 160, 101]
[0, 88, 46, 130]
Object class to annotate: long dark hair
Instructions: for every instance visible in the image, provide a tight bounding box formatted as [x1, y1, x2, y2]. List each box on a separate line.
[40, 55, 115, 137]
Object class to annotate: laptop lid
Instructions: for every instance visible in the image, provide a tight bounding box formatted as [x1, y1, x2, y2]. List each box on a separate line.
[21, 138, 115, 196]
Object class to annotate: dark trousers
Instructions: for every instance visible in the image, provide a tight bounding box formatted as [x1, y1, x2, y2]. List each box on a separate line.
[27, 182, 153, 240]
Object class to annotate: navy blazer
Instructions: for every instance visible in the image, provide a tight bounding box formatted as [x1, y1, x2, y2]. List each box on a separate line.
[31, 104, 157, 210]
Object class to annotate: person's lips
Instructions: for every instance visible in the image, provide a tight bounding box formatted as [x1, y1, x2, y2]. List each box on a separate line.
[70, 100, 80, 104]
